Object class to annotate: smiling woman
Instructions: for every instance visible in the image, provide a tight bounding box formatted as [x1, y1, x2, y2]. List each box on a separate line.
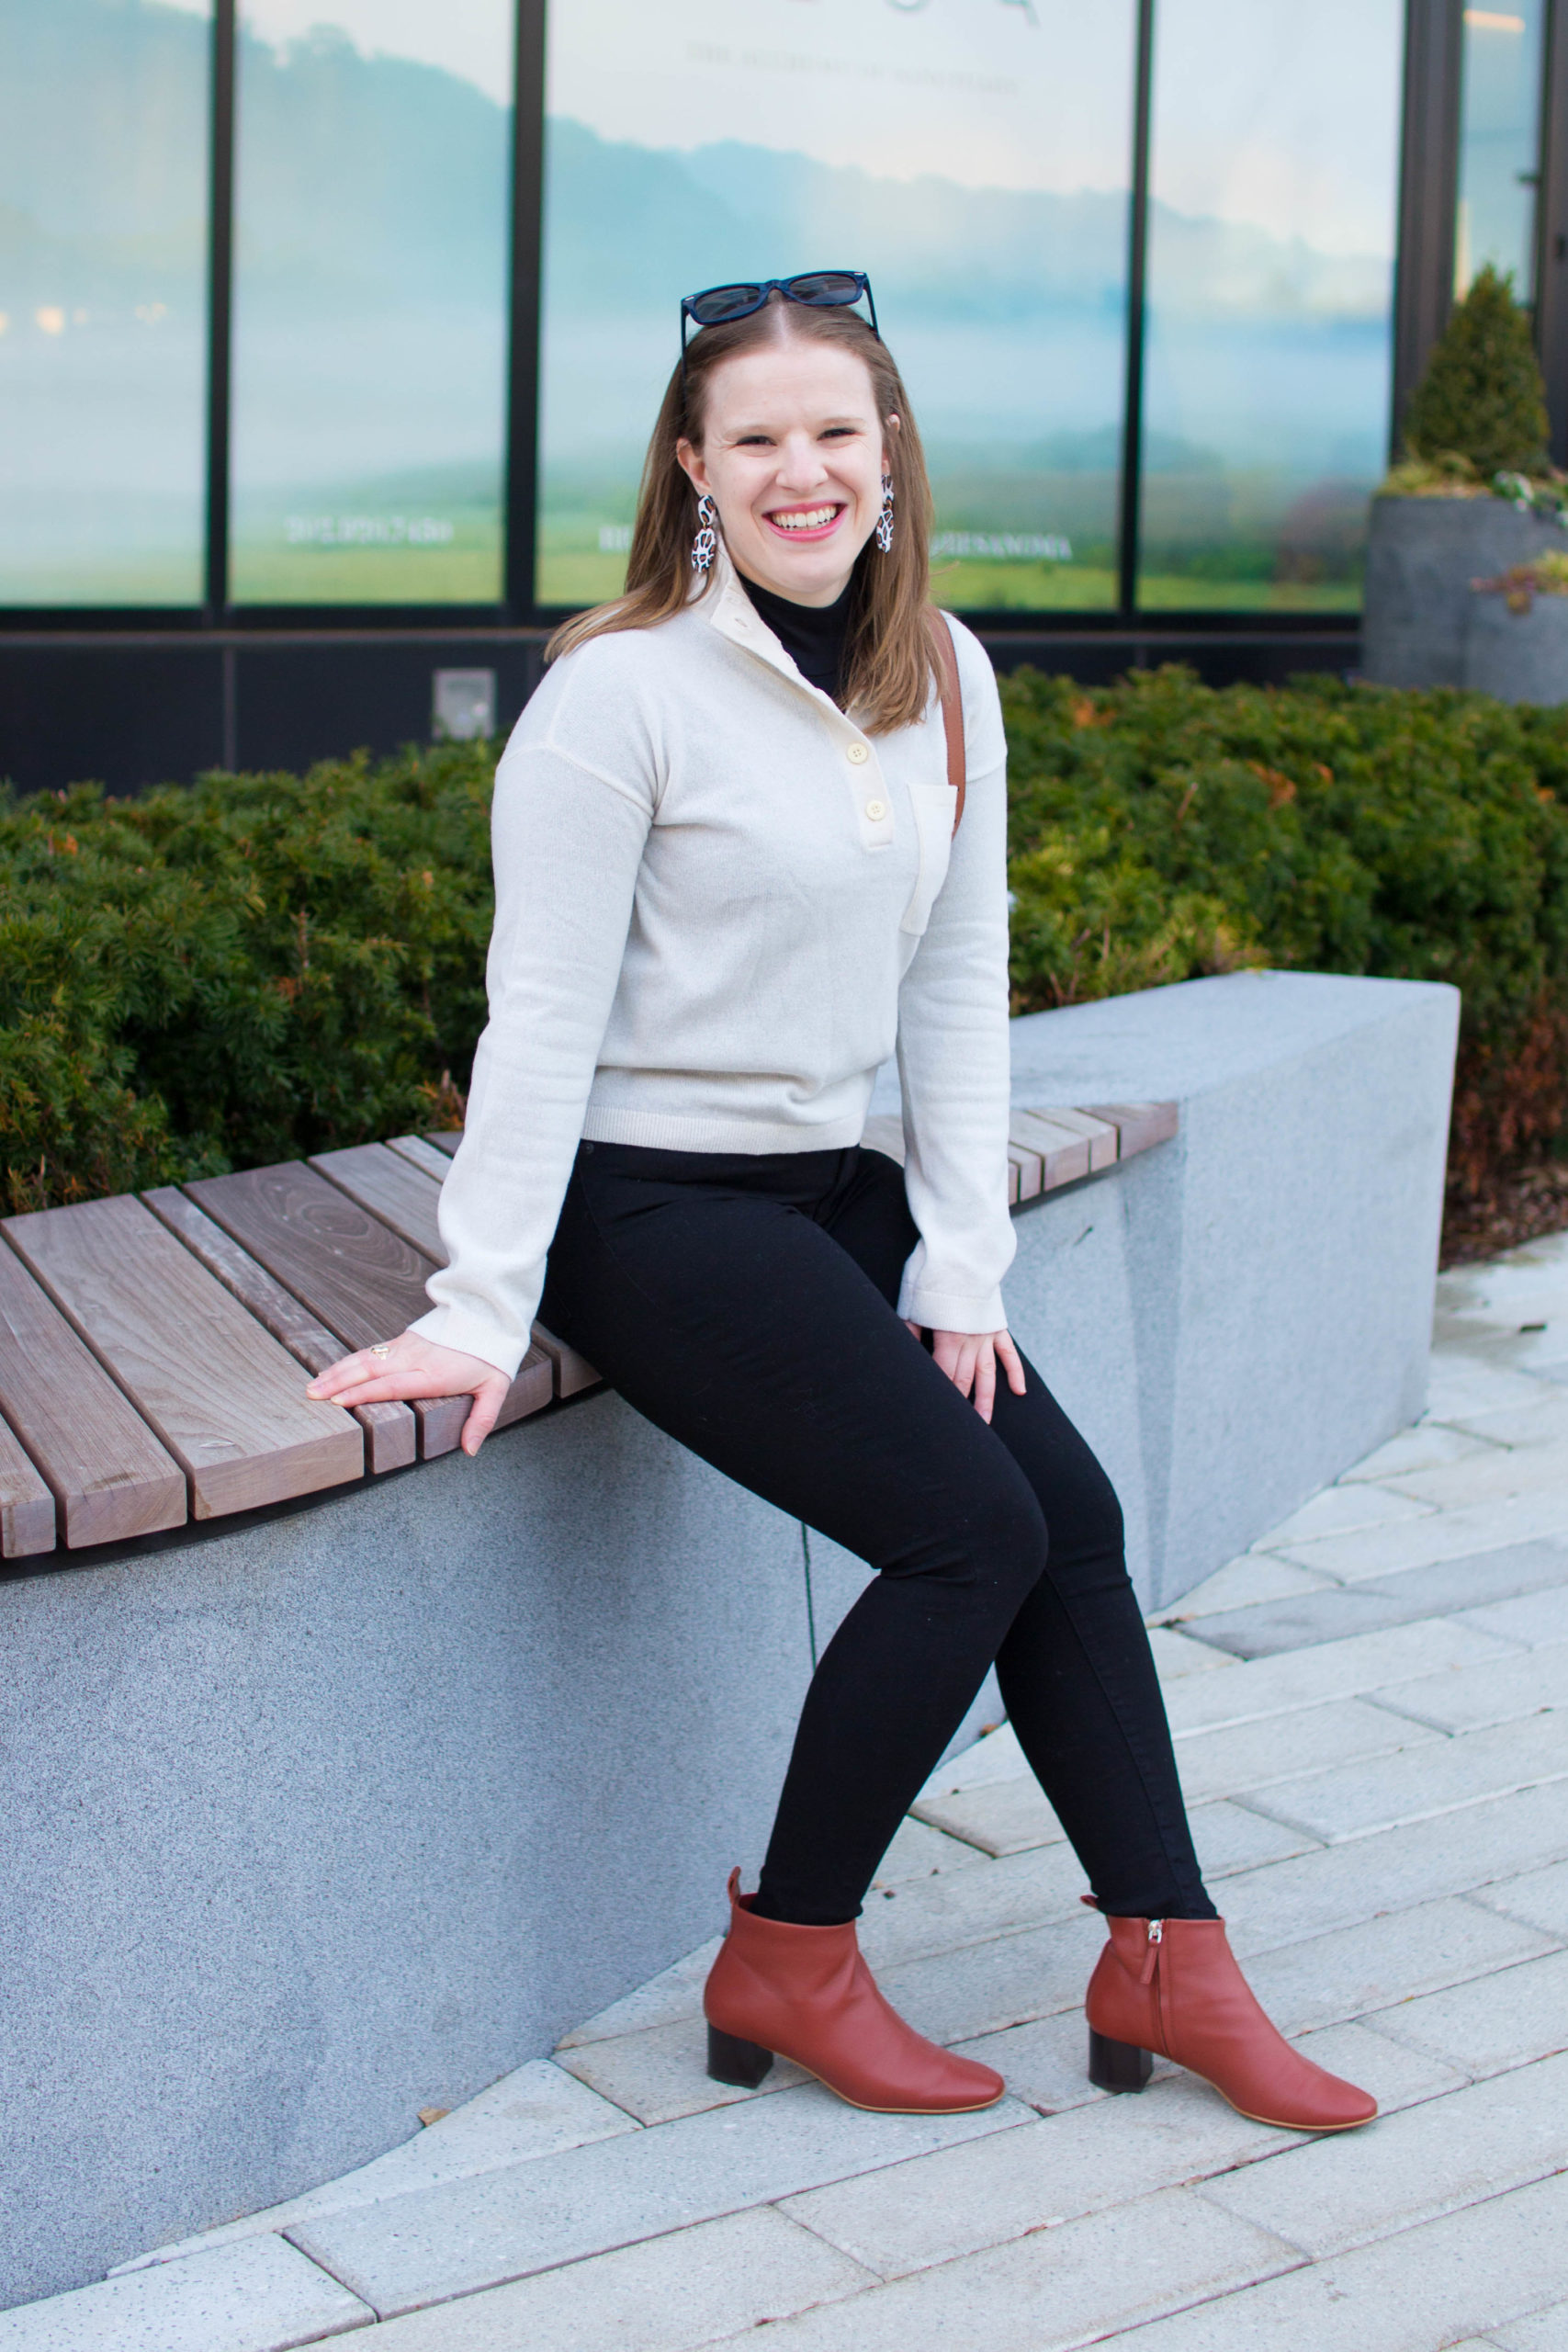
[304, 284, 1374, 2143]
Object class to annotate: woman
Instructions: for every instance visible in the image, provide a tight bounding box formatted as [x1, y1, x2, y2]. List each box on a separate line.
[308, 272, 1373, 2133]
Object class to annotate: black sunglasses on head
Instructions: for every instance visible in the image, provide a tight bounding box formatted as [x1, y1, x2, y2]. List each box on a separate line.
[680, 271, 879, 368]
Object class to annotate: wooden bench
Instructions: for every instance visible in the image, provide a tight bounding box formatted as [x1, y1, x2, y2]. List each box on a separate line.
[0, 1102, 1176, 1562]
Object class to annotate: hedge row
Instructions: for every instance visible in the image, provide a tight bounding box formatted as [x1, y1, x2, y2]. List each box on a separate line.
[6, 669, 1568, 1216]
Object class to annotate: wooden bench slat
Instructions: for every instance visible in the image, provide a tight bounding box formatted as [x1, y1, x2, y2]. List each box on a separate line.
[1009, 1112, 1092, 1189]
[1024, 1105, 1120, 1170]
[0, 1238, 186, 1548]
[1083, 1102, 1180, 1157]
[424, 1130, 462, 1157]
[143, 1188, 417, 1476]
[0, 1406, 57, 1558]
[1006, 1140, 1043, 1201]
[185, 1164, 469, 1459]
[385, 1133, 458, 1183]
[4, 1198, 362, 1521]
[310, 1145, 558, 1423]
[311, 1141, 446, 1260]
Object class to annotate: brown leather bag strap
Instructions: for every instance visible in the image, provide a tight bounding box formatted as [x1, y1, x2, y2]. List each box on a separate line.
[929, 609, 966, 835]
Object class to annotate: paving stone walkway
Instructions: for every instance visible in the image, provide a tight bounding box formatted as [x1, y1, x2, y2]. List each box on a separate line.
[8, 1238, 1568, 2351]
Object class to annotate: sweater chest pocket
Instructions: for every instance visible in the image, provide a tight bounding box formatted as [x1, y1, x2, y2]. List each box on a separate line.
[899, 780, 959, 937]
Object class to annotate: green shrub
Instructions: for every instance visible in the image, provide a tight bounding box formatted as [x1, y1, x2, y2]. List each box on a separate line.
[1402, 264, 1551, 480]
[1001, 666, 1568, 1192]
[0, 744, 493, 1213]
[7, 673, 1568, 1215]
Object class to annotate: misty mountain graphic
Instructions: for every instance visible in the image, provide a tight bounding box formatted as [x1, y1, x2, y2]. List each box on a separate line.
[1, 0, 1390, 596]
[1, 1, 1384, 344]
[545, 117, 1387, 330]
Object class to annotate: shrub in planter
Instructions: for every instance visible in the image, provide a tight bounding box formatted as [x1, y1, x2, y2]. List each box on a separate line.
[1363, 268, 1564, 686]
[1466, 550, 1568, 705]
[1404, 264, 1550, 478]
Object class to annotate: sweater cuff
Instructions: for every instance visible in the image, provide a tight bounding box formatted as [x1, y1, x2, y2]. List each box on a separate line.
[409, 1306, 528, 1381]
[897, 1278, 1009, 1337]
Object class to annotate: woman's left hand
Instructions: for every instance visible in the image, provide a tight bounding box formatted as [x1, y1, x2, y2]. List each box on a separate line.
[908, 1325, 1026, 1424]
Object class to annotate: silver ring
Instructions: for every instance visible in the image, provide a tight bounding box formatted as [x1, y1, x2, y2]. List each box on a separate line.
[369, 1343, 392, 1359]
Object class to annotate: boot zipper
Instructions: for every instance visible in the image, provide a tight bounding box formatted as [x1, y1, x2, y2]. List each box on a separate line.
[1139, 1918, 1164, 1987]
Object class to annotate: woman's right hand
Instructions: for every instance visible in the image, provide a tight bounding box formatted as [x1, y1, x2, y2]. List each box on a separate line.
[306, 1331, 512, 1456]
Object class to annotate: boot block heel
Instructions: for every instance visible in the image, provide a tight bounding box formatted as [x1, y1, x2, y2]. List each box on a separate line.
[707, 2025, 774, 2088]
[1089, 2028, 1153, 2093]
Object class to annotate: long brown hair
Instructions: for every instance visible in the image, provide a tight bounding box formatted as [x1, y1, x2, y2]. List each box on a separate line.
[546, 296, 939, 734]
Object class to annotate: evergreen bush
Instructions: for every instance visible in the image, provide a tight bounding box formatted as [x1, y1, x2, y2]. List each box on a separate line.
[7, 674, 1568, 1214]
[1001, 665, 1568, 1193]
[1402, 264, 1551, 480]
[0, 743, 492, 1213]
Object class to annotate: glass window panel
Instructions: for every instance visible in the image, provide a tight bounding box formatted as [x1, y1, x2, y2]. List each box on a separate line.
[538, 0, 1135, 615]
[229, 0, 513, 604]
[0, 0, 210, 606]
[1138, 0, 1404, 613]
[1455, 3, 1548, 300]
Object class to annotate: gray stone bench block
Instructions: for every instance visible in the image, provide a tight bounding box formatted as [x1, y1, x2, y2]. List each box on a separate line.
[0, 969, 1456, 2309]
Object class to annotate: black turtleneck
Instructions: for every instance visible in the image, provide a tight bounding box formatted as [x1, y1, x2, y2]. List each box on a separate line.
[739, 572, 854, 705]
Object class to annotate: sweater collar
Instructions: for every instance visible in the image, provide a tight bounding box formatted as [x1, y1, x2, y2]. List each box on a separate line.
[695, 545, 852, 718]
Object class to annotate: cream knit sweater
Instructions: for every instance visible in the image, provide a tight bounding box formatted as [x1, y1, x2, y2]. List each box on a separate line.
[412, 552, 1016, 1378]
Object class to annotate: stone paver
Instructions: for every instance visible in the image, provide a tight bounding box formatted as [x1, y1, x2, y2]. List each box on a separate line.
[1456, 1583, 1568, 1649]
[1235, 1898, 1553, 2035]
[1170, 1696, 1442, 1807]
[1200, 2052, 1568, 2258]
[287, 2086, 1029, 2318]
[1159, 1618, 1512, 1737]
[1188, 1535, 1568, 1657]
[1273, 1492, 1568, 1582]
[325, 2208, 872, 2352]
[0, 2235, 370, 2352]
[1079, 2173, 1568, 2349]
[557, 2013, 813, 2125]
[1145, 1625, 1240, 1677]
[1364, 1948, 1568, 2076]
[1247, 1711, 1568, 1842]
[10, 1234, 1568, 2352]
[1377, 1643, 1568, 1733]
[111, 2062, 637, 2269]
[710, 2186, 1297, 2350]
[1337, 1423, 1500, 1481]
[1214, 1779, 1568, 1950]
[1248, 1484, 1434, 1544]
[779, 2075, 1298, 2278]
[1479, 1859, 1568, 1938]
[1495, 2301, 1568, 2352]
[1152, 1555, 1335, 1620]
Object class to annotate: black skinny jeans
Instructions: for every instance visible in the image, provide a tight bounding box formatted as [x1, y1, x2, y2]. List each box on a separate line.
[540, 1139, 1215, 1929]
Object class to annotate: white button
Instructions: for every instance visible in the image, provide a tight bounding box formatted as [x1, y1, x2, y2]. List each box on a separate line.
[846, 741, 869, 764]
[865, 798, 886, 821]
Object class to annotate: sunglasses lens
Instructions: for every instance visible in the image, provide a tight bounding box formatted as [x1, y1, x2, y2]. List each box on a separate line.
[786, 273, 863, 307]
[688, 283, 764, 324]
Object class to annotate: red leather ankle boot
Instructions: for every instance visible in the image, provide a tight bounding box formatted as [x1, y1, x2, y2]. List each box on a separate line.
[704, 1870, 1005, 2114]
[1086, 1914, 1377, 2131]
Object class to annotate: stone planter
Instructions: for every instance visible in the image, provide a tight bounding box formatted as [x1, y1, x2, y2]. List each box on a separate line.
[1464, 585, 1568, 703]
[1361, 494, 1566, 686]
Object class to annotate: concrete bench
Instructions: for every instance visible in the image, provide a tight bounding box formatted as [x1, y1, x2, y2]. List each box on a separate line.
[0, 970, 1455, 2310]
[0, 1104, 1176, 1562]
